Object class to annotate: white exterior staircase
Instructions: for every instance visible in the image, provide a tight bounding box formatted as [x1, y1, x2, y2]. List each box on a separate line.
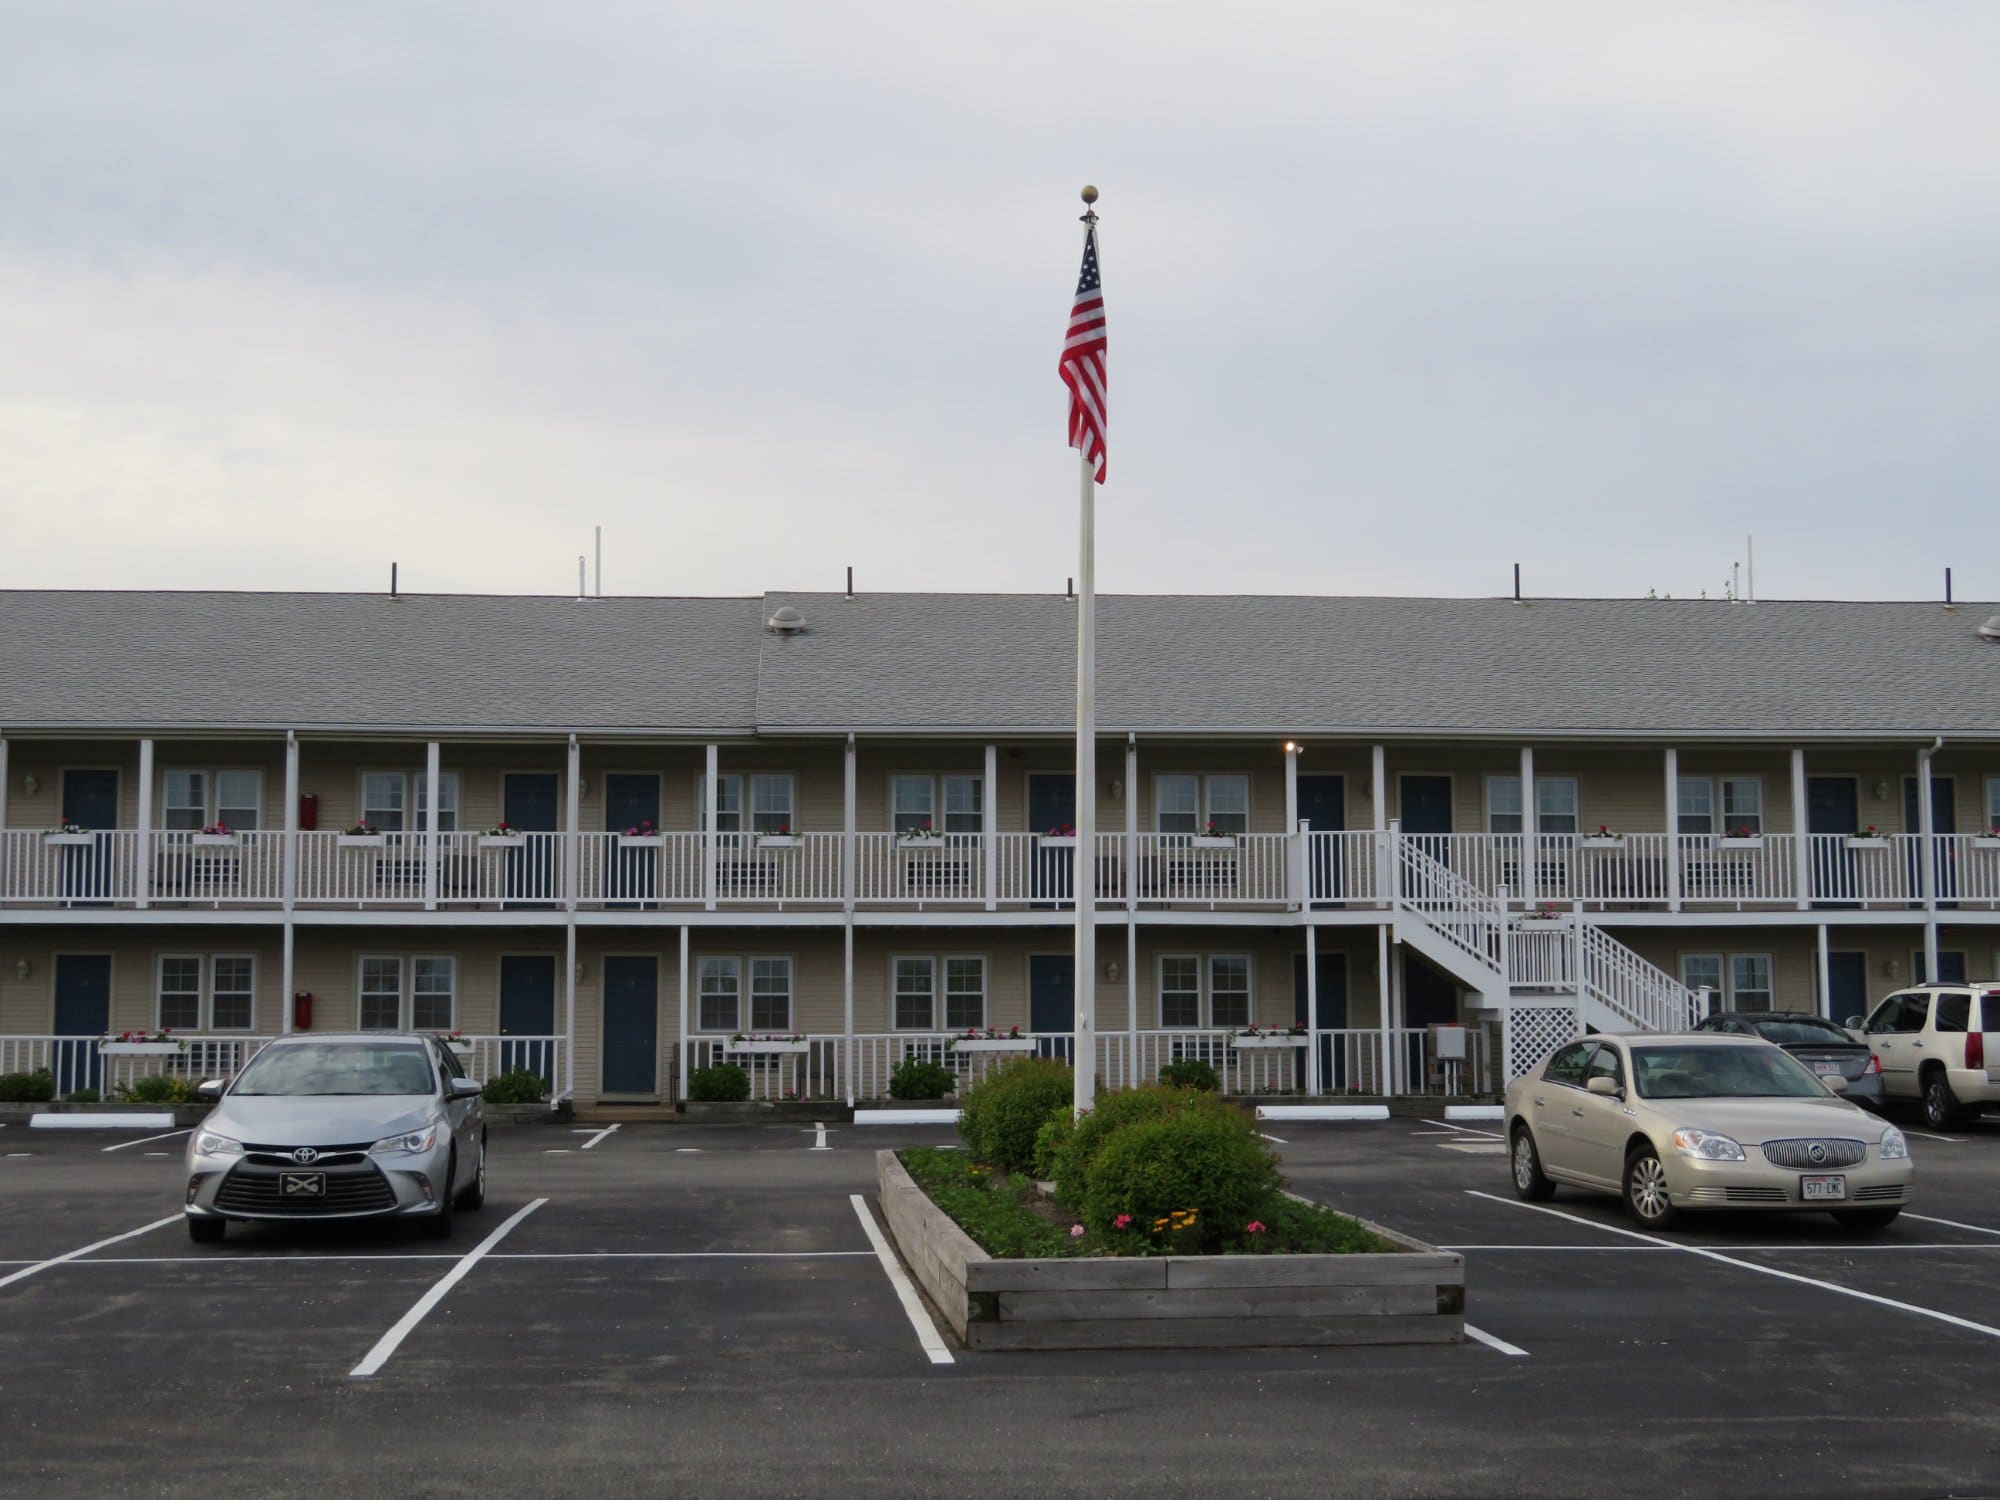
[1390, 837, 1704, 1081]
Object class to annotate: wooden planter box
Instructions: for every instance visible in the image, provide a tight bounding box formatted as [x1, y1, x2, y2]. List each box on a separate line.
[480, 835, 529, 849]
[189, 833, 238, 847]
[1973, 837, 2000, 851]
[1190, 836, 1239, 850]
[1035, 836, 1077, 849]
[951, 1038, 1033, 1053]
[337, 834, 387, 849]
[1845, 837, 1892, 850]
[618, 835, 666, 849]
[876, 1151, 1462, 1351]
[1578, 837, 1626, 850]
[723, 1039, 810, 1055]
[1717, 837, 1764, 851]
[43, 833, 95, 846]
[755, 835, 802, 850]
[100, 1042, 184, 1056]
[1231, 1035, 1308, 1049]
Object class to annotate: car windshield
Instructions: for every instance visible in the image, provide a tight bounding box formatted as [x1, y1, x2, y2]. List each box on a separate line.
[232, 1042, 436, 1097]
[1630, 1044, 1829, 1100]
[1748, 1018, 1858, 1048]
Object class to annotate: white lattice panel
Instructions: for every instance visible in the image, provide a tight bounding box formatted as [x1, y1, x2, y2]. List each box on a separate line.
[1504, 1003, 1580, 1081]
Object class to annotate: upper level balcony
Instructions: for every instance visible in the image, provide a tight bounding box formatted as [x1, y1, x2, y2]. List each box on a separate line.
[4, 826, 1996, 914]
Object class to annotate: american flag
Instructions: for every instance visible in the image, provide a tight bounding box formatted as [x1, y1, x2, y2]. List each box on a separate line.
[1059, 222, 1108, 482]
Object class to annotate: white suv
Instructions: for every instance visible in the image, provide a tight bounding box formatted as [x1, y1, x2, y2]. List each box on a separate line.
[1852, 984, 2000, 1130]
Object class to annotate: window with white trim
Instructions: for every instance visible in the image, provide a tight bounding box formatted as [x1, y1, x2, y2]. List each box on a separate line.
[1677, 777, 1715, 836]
[1157, 954, 1251, 1027]
[162, 769, 263, 831]
[412, 957, 455, 1031]
[696, 776, 743, 833]
[750, 957, 793, 1030]
[1986, 776, 2000, 835]
[1680, 954, 1723, 1014]
[894, 957, 937, 1030]
[211, 956, 255, 1030]
[891, 776, 935, 834]
[749, 776, 794, 835]
[1486, 777, 1578, 836]
[698, 957, 741, 1031]
[359, 956, 403, 1031]
[1155, 775, 1249, 835]
[893, 775, 983, 838]
[943, 776, 982, 836]
[1209, 955, 1252, 1028]
[360, 771, 460, 834]
[1160, 955, 1201, 1027]
[159, 956, 203, 1030]
[944, 957, 986, 1030]
[1730, 954, 1773, 1010]
[1721, 778, 1763, 837]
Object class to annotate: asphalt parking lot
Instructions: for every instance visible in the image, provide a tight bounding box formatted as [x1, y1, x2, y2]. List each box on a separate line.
[5, 1112, 2000, 1499]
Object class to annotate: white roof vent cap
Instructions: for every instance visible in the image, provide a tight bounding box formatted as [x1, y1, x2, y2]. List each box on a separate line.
[766, 605, 807, 635]
[1979, 615, 2000, 642]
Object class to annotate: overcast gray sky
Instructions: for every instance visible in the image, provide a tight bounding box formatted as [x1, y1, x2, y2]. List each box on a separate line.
[2, 2, 1994, 603]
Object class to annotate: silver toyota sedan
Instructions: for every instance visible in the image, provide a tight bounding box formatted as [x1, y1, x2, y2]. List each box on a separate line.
[184, 1033, 487, 1243]
[1505, 1032, 1913, 1231]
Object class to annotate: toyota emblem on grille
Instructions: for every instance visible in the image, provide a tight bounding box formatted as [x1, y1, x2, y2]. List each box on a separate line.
[290, 1147, 320, 1165]
[1807, 1142, 1828, 1165]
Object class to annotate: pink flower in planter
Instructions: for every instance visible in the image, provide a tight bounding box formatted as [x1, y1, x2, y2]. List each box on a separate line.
[1069, 1224, 1085, 1238]
[1112, 1214, 1132, 1230]
[1246, 1221, 1268, 1234]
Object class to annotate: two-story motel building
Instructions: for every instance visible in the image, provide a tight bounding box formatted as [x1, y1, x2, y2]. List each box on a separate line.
[4, 587, 1998, 1106]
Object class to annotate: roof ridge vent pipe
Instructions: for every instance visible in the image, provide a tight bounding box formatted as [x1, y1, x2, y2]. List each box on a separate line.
[766, 605, 806, 635]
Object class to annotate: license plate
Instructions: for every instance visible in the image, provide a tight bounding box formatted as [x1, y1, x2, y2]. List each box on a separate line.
[1812, 1060, 1844, 1076]
[1801, 1175, 1846, 1201]
[279, 1172, 326, 1197]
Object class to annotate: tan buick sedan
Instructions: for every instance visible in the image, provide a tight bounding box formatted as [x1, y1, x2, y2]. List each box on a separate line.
[1504, 1032, 1914, 1231]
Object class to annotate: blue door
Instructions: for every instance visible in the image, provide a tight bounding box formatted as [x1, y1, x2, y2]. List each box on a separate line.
[1299, 775, 1344, 904]
[1809, 777, 1859, 904]
[61, 768, 119, 903]
[1825, 951, 1868, 1026]
[1028, 775, 1076, 905]
[503, 773, 560, 903]
[498, 955, 557, 1090]
[600, 956, 659, 1095]
[1029, 955, 1074, 1063]
[1399, 775, 1452, 892]
[604, 774, 660, 906]
[1905, 775, 1958, 906]
[53, 954, 111, 1096]
[1293, 953, 1348, 1089]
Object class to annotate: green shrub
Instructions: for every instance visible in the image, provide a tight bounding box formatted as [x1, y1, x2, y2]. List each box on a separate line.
[897, 1148, 1077, 1258]
[1157, 1057, 1220, 1092]
[1052, 1084, 1233, 1208]
[482, 1068, 551, 1104]
[889, 1058, 955, 1101]
[0, 1069, 56, 1103]
[119, 1074, 197, 1104]
[1031, 1105, 1075, 1180]
[957, 1056, 1073, 1172]
[1079, 1105, 1279, 1253]
[688, 1064, 751, 1102]
[65, 1088, 101, 1104]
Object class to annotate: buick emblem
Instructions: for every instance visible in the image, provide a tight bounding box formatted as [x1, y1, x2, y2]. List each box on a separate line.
[290, 1147, 321, 1165]
[1807, 1142, 1828, 1165]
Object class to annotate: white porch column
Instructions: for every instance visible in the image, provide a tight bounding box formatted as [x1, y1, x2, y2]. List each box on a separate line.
[1919, 740, 1941, 980]
[564, 921, 577, 1103]
[423, 740, 441, 912]
[703, 743, 719, 912]
[564, 735, 581, 913]
[1389, 943, 1405, 1096]
[283, 732, 299, 912]
[135, 738, 154, 910]
[1790, 748, 1811, 910]
[1124, 734, 1138, 1085]
[1305, 924, 1320, 1096]
[1815, 924, 1831, 1019]
[1519, 745, 1537, 904]
[1284, 741, 1301, 910]
[845, 735, 859, 911]
[1372, 745, 1390, 910]
[1663, 747, 1681, 914]
[1377, 926, 1393, 1096]
[842, 923, 856, 1107]
[981, 742, 997, 911]
[677, 925, 691, 1103]
[0, 733, 9, 831]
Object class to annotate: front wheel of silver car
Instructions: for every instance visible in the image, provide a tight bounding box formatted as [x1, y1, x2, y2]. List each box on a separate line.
[422, 1151, 458, 1239]
[1510, 1127, 1556, 1201]
[1622, 1147, 1682, 1231]
[455, 1134, 486, 1210]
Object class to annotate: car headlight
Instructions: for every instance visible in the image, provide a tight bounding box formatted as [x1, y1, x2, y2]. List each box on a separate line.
[193, 1130, 243, 1157]
[1671, 1128, 1746, 1161]
[370, 1125, 439, 1156]
[1878, 1126, 1909, 1160]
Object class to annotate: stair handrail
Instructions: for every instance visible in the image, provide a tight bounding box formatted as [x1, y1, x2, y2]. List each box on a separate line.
[1395, 836, 1506, 976]
[1579, 922, 1703, 1031]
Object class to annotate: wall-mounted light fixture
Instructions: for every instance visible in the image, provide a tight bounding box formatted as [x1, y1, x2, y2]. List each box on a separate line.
[13, 958, 29, 981]
[1882, 957, 1899, 979]
[1105, 959, 1121, 983]
[575, 960, 588, 982]
[22, 773, 38, 796]
[1109, 778, 1123, 799]
[1872, 780, 1890, 801]
[1283, 741, 1300, 755]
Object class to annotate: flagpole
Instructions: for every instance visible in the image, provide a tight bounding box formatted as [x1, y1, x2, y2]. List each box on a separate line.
[1073, 186, 1100, 1117]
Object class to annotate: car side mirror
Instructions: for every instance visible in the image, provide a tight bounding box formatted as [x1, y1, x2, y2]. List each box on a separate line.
[1586, 1075, 1622, 1098]
[196, 1080, 225, 1101]
[1843, 1015, 1863, 1030]
[448, 1076, 485, 1100]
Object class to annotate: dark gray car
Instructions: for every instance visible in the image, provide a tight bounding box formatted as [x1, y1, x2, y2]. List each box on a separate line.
[184, 1033, 486, 1242]
[1695, 1011, 1883, 1108]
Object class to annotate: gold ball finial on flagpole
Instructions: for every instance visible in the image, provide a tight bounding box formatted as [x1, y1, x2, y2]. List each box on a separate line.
[1080, 184, 1098, 204]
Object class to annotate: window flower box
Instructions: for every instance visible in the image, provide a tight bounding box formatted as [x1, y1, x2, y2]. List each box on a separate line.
[950, 1038, 1034, 1053]
[1717, 836, 1764, 851]
[100, 1040, 185, 1056]
[479, 834, 529, 849]
[1036, 835, 1077, 849]
[1230, 1033, 1308, 1049]
[755, 834, 802, 850]
[1579, 836, 1626, 850]
[1190, 835, 1239, 850]
[723, 1037, 810, 1055]
[1971, 836, 2000, 851]
[1844, 836, 1892, 851]
[337, 833, 388, 849]
[189, 832, 238, 847]
[43, 832, 95, 847]
[618, 833, 666, 849]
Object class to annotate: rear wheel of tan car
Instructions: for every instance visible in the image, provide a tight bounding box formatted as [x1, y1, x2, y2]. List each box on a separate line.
[1921, 1068, 1968, 1130]
[1510, 1126, 1556, 1201]
[1623, 1147, 1682, 1231]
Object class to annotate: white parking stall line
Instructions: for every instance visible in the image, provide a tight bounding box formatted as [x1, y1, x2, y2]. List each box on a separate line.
[1445, 1242, 2000, 1253]
[577, 1124, 620, 1151]
[66, 1249, 882, 1267]
[1466, 1191, 2000, 1342]
[348, 1197, 547, 1379]
[810, 1122, 832, 1151]
[1906, 1131, 1966, 1143]
[1905, 1212, 2000, 1238]
[101, 1128, 193, 1153]
[1432, 1119, 1503, 1141]
[1258, 1132, 1288, 1145]
[0, 1215, 182, 1291]
[849, 1194, 954, 1366]
[1463, 1322, 1530, 1357]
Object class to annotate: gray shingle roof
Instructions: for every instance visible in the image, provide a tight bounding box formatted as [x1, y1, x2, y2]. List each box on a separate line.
[0, 591, 762, 734]
[3, 588, 1997, 739]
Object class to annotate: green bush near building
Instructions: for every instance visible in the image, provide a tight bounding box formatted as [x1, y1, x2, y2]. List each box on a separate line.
[688, 1064, 751, 1102]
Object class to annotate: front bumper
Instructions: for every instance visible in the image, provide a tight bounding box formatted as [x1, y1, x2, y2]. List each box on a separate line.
[186, 1143, 453, 1222]
[1664, 1150, 1915, 1211]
